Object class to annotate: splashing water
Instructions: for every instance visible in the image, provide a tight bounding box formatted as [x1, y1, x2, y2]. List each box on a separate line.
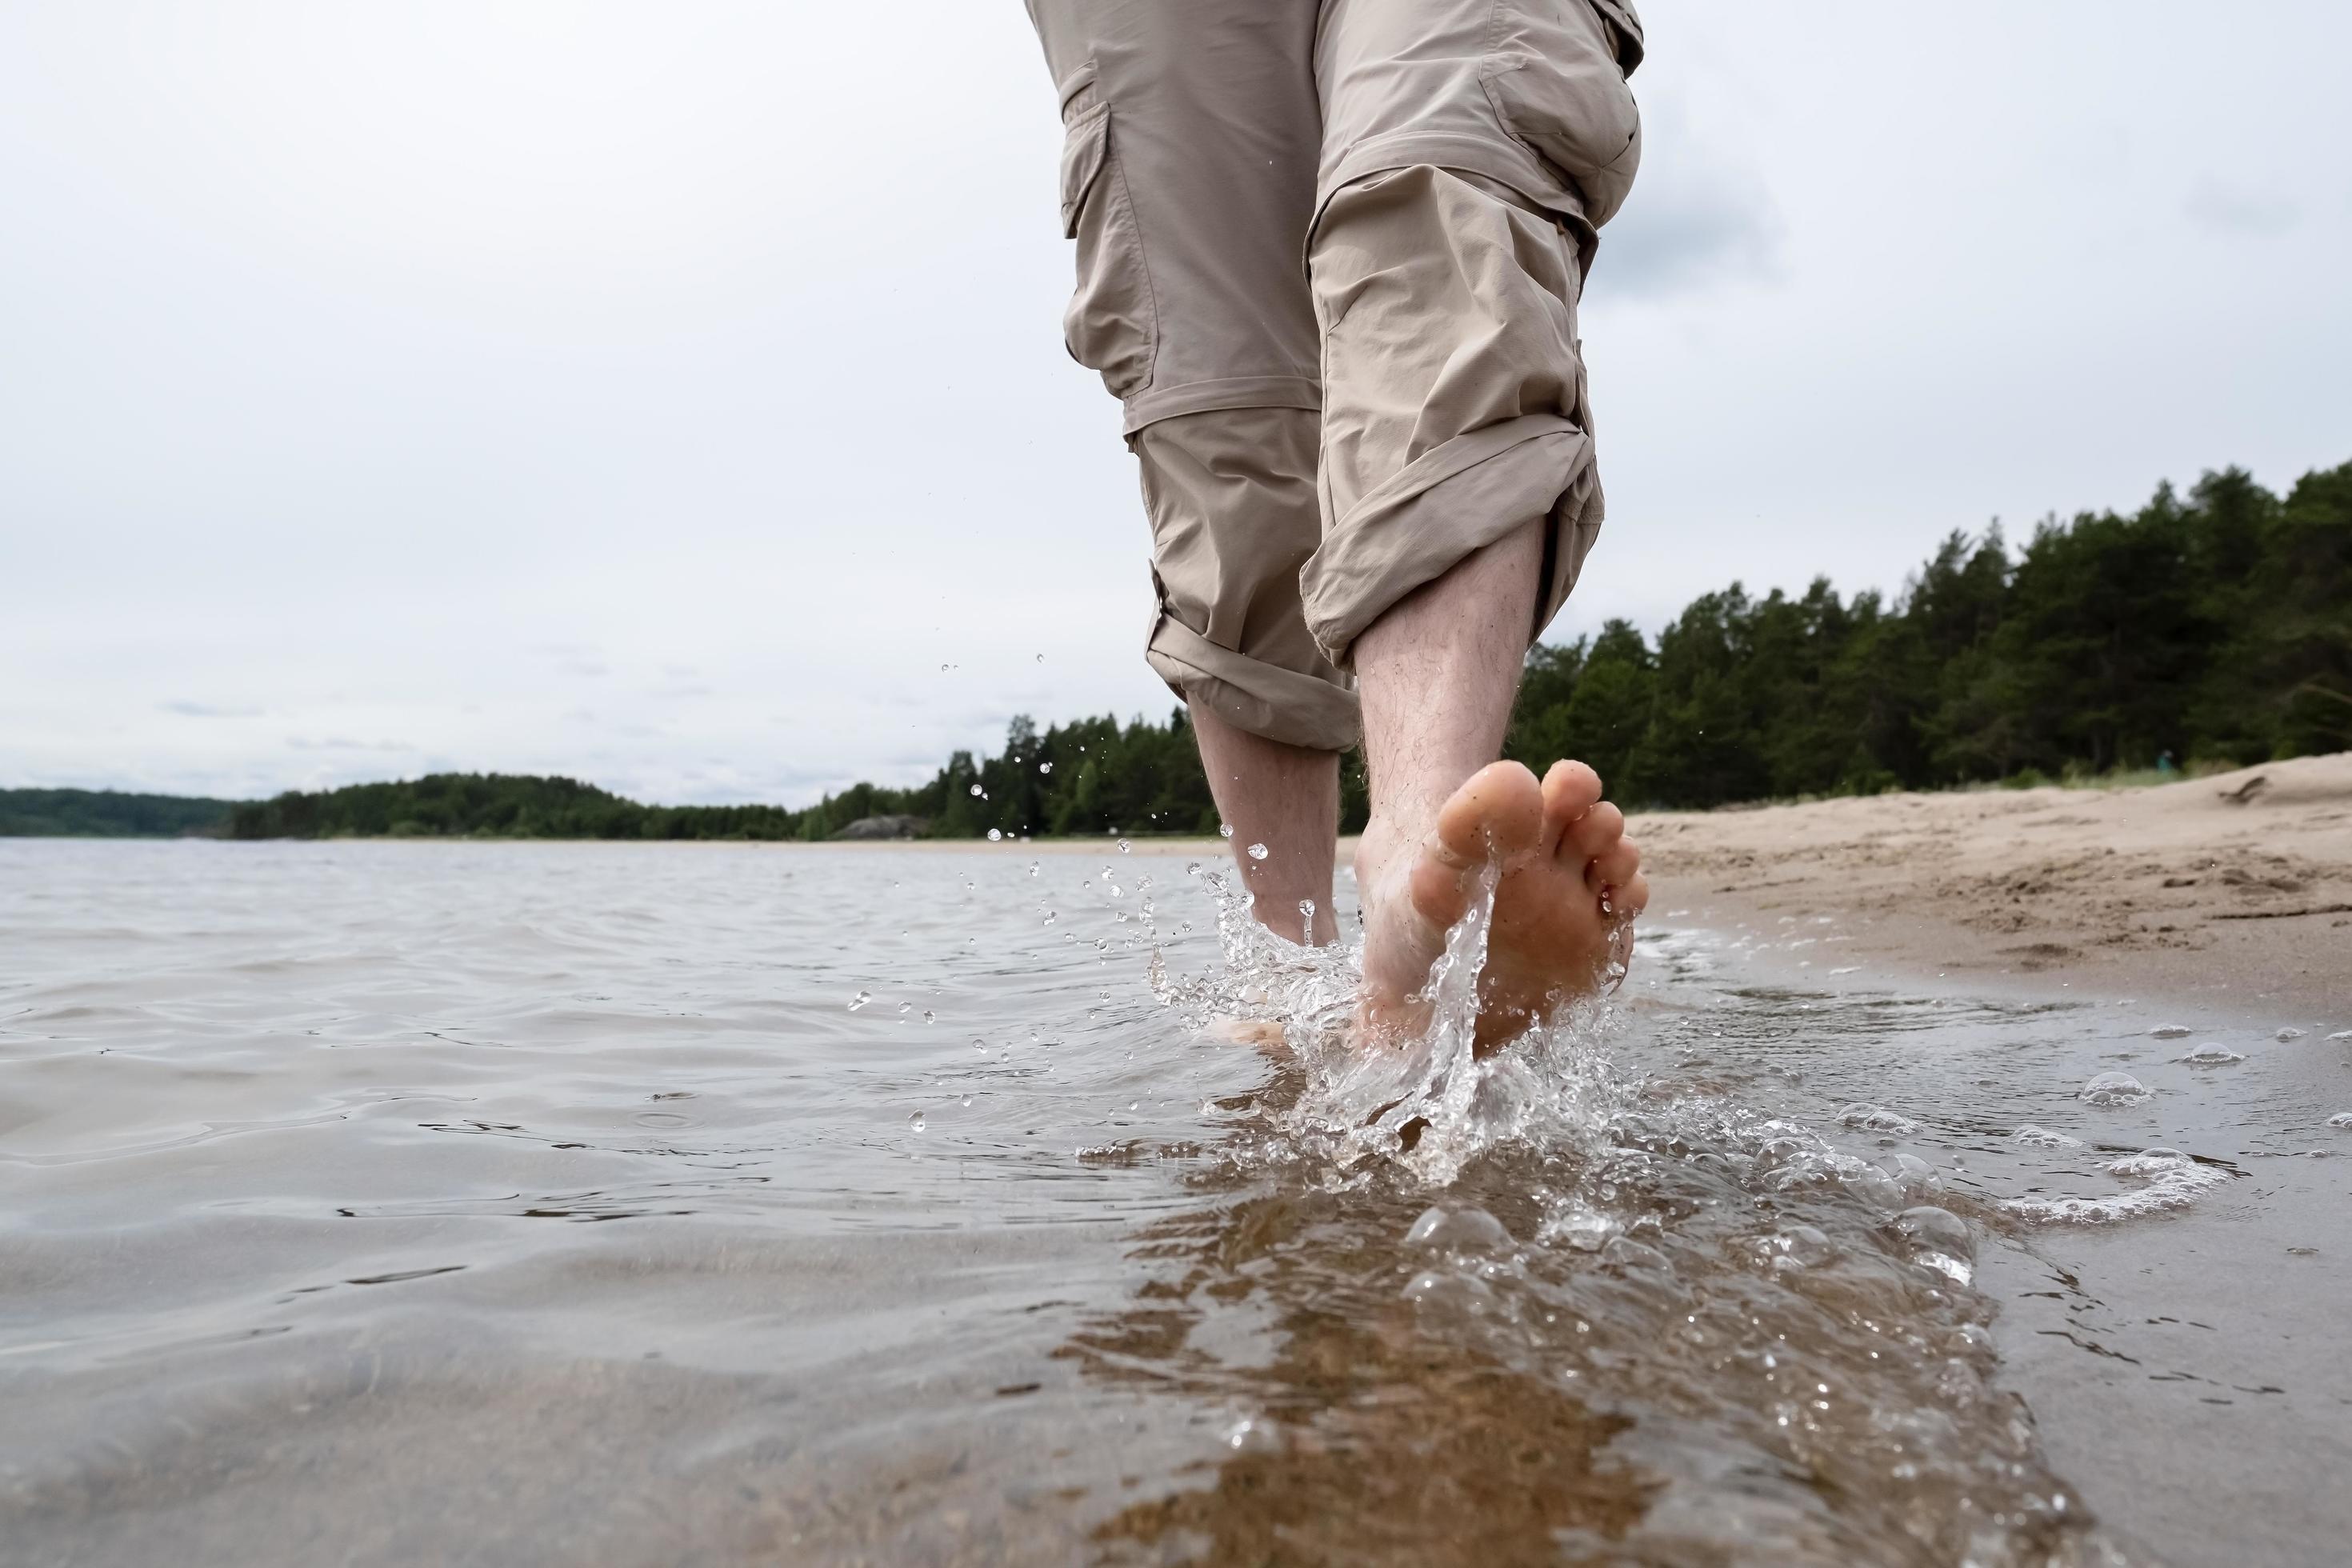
[1114, 859, 2152, 1563]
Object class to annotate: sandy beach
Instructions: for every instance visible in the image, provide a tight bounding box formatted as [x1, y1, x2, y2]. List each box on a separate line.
[1634, 753, 2352, 1018]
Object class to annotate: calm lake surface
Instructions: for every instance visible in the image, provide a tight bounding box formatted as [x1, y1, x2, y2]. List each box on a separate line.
[3, 838, 2346, 1566]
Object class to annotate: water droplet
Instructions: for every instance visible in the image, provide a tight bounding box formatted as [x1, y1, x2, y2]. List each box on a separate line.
[2078, 1070, 2150, 1106]
[2276, 1026, 2306, 1041]
[939, 663, 950, 672]
[1027, 861, 1041, 878]
[968, 783, 983, 797]
[847, 990, 870, 1012]
[2328, 1029, 2352, 1042]
[1246, 842, 1269, 861]
[2174, 1043, 2245, 1067]
[2328, 1112, 2352, 1129]
[962, 1095, 974, 1107]
[908, 1110, 926, 1133]
[986, 828, 1002, 842]
[1218, 824, 1234, 840]
[1035, 653, 1045, 662]
[972, 1038, 986, 1051]
[1042, 910, 1057, 926]
[2148, 1024, 2192, 1038]
[897, 1001, 911, 1014]
[1039, 761, 1054, 774]
[922, 1010, 935, 1024]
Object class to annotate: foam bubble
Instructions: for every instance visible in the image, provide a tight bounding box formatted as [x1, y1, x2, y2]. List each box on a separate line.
[2078, 1071, 2150, 1106]
[2005, 1147, 2226, 1225]
[1405, 1206, 1513, 1253]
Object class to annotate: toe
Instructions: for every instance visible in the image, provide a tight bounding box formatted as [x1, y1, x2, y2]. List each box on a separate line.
[1540, 760, 1603, 850]
[1414, 762, 1544, 930]
[1562, 799, 1626, 861]
[1585, 836, 1641, 894]
[1612, 870, 1650, 917]
[1434, 762, 1546, 864]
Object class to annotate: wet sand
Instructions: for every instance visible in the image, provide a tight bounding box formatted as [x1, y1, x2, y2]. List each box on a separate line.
[1634, 752, 2352, 1020]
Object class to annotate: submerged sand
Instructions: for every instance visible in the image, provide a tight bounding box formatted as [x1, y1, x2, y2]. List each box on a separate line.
[1635, 752, 2352, 1018]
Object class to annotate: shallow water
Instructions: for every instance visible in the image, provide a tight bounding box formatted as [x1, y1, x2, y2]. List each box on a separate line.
[2, 839, 2346, 1566]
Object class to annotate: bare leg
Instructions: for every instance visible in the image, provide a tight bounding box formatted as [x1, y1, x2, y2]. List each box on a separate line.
[1353, 520, 1648, 1046]
[1188, 699, 1338, 944]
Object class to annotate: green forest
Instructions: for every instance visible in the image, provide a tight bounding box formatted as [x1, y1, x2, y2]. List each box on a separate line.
[796, 458, 2352, 834]
[0, 788, 242, 838]
[7, 460, 2344, 842]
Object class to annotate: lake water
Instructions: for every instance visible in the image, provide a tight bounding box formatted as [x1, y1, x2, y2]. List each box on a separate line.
[3, 838, 2346, 1566]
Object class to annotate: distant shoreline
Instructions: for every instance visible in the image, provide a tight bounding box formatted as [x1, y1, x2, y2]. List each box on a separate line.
[18, 756, 2347, 1020]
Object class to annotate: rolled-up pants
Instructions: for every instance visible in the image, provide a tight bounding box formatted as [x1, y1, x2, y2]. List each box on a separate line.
[1026, 0, 1643, 753]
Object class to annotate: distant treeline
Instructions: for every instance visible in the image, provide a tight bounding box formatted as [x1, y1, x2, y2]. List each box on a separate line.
[219, 772, 808, 842]
[0, 788, 241, 838]
[804, 459, 2352, 830]
[9, 461, 2342, 841]
[1499, 460, 2352, 809]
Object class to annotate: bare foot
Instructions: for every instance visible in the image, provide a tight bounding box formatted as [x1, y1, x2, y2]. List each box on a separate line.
[1356, 760, 1646, 1049]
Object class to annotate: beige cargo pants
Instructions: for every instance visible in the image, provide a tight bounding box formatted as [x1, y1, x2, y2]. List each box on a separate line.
[1026, 0, 1643, 754]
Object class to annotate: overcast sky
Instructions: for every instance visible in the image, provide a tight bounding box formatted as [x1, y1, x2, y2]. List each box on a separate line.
[4, 2, 2347, 806]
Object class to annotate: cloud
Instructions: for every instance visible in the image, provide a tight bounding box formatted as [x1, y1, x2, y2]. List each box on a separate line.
[1601, 110, 1782, 298]
[157, 699, 262, 718]
[285, 735, 414, 753]
[2184, 175, 2300, 236]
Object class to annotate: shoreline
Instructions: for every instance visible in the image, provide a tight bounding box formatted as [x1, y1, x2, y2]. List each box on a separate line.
[20, 754, 2345, 1017]
[1631, 752, 2352, 1022]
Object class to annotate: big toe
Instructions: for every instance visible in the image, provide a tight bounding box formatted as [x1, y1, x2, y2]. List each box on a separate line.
[1410, 762, 1546, 929]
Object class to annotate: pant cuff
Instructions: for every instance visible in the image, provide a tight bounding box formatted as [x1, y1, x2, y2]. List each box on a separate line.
[1300, 413, 1601, 669]
[1122, 374, 1322, 435]
[1145, 614, 1362, 753]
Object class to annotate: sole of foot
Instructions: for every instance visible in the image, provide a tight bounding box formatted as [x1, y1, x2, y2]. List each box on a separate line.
[1358, 758, 1646, 1050]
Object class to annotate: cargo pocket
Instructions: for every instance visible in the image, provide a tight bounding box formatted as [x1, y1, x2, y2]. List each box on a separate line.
[1481, 0, 1644, 226]
[1056, 63, 1156, 400]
